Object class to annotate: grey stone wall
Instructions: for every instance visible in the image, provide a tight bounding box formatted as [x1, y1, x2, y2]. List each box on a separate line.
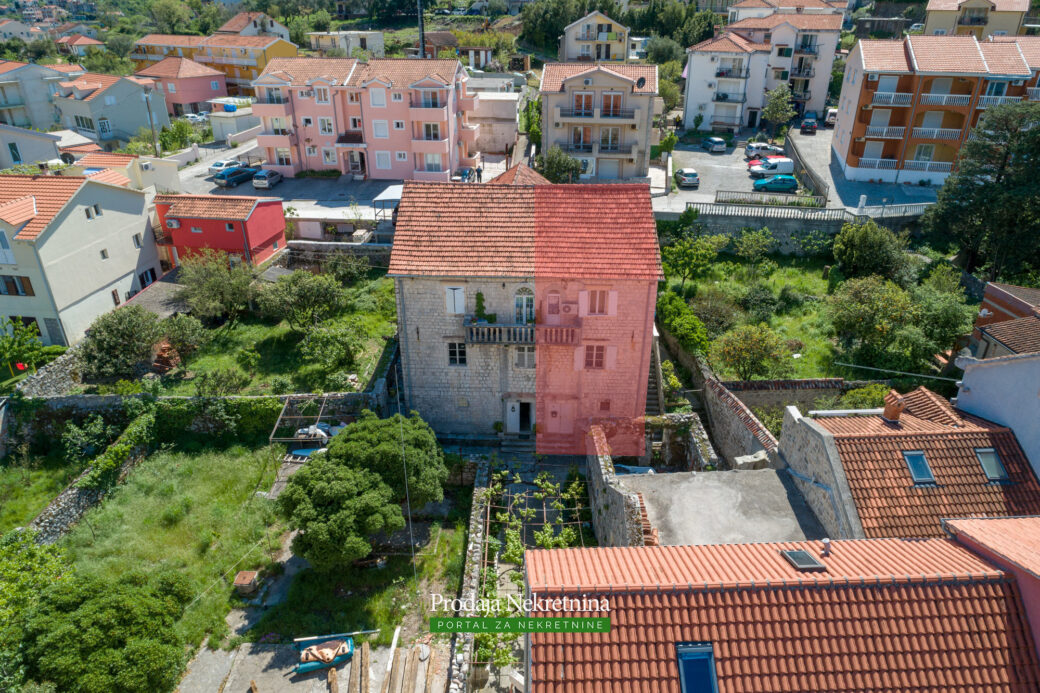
[16, 345, 82, 397]
[777, 406, 864, 539]
[585, 427, 646, 547]
[448, 458, 489, 693]
[656, 210, 842, 255]
[721, 379, 889, 410]
[285, 240, 392, 270]
[701, 378, 778, 466]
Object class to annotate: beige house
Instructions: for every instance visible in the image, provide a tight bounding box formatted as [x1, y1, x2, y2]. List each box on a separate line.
[216, 12, 291, 43]
[540, 63, 660, 180]
[0, 60, 86, 130]
[69, 151, 181, 193]
[924, 0, 1028, 38]
[52, 72, 170, 151]
[0, 174, 161, 345]
[307, 31, 385, 57]
[0, 123, 61, 168]
[559, 11, 631, 62]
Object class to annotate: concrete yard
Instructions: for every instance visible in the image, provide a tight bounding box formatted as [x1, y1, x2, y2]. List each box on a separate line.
[619, 468, 825, 545]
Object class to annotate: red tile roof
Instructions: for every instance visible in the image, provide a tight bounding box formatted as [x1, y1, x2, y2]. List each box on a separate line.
[76, 151, 138, 168]
[540, 63, 658, 94]
[200, 34, 284, 48]
[0, 59, 29, 74]
[813, 387, 1040, 538]
[0, 174, 89, 239]
[217, 12, 272, 33]
[135, 56, 222, 79]
[859, 39, 913, 73]
[927, 0, 1028, 12]
[258, 57, 358, 85]
[47, 62, 85, 73]
[728, 12, 843, 30]
[689, 32, 769, 53]
[388, 183, 661, 280]
[349, 58, 460, 87]
[526, 540, 1040, 692]
[0, 195, 37, 226]
[979, 41, 1032, 76]
[945, 516, 1040, 578]
[992, 36, 1040, 70]
[57, 33, 101, 46]
[85, 169, 131, 187]
[155, 194, 278, 221]
[135, 34, 206, 47]
[55, 72, 124, 101]
[981, 315, 1040, 355]
[59, 142, 102, 153]
[908, 34, 989, 73]
[489, 163, 550, 185]
[991, 282, 1040, 308]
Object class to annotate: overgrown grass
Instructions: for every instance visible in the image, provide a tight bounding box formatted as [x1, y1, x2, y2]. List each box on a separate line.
[61, 444, 281, 647]
[0, 452, 86, 534]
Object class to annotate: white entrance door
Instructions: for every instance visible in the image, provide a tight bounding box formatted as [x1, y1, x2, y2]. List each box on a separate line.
[506, 400, 521, 433]
[545, 293, 561, 325]
[863, 140, 884, 159]
[598, 159, 620, 179]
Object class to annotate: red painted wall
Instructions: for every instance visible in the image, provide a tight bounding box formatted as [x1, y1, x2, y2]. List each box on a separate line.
[155, 199, 286, 266]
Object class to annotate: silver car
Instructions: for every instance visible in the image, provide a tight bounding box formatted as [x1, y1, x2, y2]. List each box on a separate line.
[208, 160, 238, 175]
[252, 169, 283, 189]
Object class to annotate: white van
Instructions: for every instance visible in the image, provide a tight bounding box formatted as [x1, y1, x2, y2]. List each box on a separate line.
[825, 108, 838, 127]
[749, 157, 794, 178]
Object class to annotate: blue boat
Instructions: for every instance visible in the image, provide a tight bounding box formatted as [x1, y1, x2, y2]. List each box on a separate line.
[292, 633, 355, 674]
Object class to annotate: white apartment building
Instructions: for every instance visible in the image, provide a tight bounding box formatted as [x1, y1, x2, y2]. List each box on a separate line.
[728, 0, 849, 23]
[0, 60, 87, 131]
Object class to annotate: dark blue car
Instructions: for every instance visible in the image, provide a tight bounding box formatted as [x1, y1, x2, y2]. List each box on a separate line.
[214, 166, 260, 188]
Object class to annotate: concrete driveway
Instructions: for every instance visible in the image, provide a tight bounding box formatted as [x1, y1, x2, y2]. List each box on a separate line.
[788, 128, 938, 209]
[654, 142, 784, 214]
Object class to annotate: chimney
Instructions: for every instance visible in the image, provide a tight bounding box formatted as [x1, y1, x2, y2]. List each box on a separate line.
[882, 390, 905, 423]
[820, 537, 831, 557]
[37, 161, 49, 174]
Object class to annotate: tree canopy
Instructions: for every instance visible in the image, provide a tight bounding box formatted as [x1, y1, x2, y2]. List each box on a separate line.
[536, 145, 582, 183]
[257, 270, 345, 333]
[79, 305, 162, 379]
[713, 323, 790, 381]
[762, 84, 796, 134]
[176, 249, 255, 324]
[832, 219, 908, 283]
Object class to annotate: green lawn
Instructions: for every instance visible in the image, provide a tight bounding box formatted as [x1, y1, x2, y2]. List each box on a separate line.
[0, 453, 86, 534]
[61, 444, 281, 647]
[162, 275, 396, 395]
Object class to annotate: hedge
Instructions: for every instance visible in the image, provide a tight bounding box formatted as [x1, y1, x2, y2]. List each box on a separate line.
[153, 397, 283, 445]
[78, 411, 156, 489]
[656, 291, 709, 355]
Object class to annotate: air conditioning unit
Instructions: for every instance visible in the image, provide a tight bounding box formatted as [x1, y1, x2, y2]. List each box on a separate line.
[554, 122, 560, 128]
[1013, 79, 1024, 86]
[140, 161, 152, 170]
[562, 304, 574, 314]
[584, 78, 592, 86]
[707, 81, 715, 88]
[868, 73, 878, 81]
[855, 137, 865, 142]
[631, 123, 638, 129]
[166, 219, 180, 228]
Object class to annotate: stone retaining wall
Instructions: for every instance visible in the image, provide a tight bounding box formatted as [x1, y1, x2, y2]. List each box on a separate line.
[285, 240, 393, 270]
[16, 345, 82, 397]
[448, 458, 489, 693]
[702, 378, 778, 465]
[586, 426, 646, 547]
[719, 378, 887, 410]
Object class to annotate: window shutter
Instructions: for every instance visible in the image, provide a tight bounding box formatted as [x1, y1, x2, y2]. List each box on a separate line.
[21, 277, 33, 297]
[574, 346, 584, 371]
[606, 345, 617, 370]
[446, 287, 463, 314]
[578, 291, 589, 317]
[607, 291, 618, 316]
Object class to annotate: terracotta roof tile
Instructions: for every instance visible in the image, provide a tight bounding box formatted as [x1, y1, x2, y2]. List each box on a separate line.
[979, 41, 1032, 76]
[421, 31, 457, 46]
[981, 315, 1040, 354]
[926, 0, 1028, 12]
[731, 0, 835, 7]
[488, 163, 550, 185]
[540, 63, 658, 94]
[155, 194, 278, 221]
[57, 33, 101, 46]
[86, 168, 131, 187]
[136, 34, 206, 47]
[76, 151, 138, 168]
[991, 36, 1040, 70]
[728, 12, 843, 30]
[859, 39, 913, 73]
[59, 142, 102, 153]
[257, 56, 358, 84]
[200, 34, 284, 48]
[388, 183, 661, 280]
[135, 56, 222, 79]
[526, 539, 1040, 692]
[991, 282, 1040, 307]
[908, 34, 988, 72]
[689, 32, 769, 53]
[0, 59, 29, 74]
[217, 12, 270, 33]
[47, 63, 85, 73]
[0, 195, 37, 226]
[0, 174, 88, 239]
[814, 387, 1040, 538]
[349, 58, 460, 87]
[945, 516, 1040, 578]
[55, 72, 123, 101]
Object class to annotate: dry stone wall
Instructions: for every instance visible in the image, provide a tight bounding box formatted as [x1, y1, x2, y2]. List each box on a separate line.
[586, 426, 646, 547]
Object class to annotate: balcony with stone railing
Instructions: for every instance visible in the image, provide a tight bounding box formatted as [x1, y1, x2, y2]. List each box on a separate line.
[464, 321, 581, 345]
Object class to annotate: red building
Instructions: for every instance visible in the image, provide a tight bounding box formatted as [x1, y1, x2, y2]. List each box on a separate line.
[153, 195, 285, 267]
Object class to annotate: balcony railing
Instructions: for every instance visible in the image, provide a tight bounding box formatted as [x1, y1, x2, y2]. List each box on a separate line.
[871, 91, 914, 106]
[977, 95, 1022, 108]
[903, 160, 953, 172]
[711, 114, 744, 125]
[564, 142, 593, 153]
[791, 91, 811, 101]
[857, 157, 898, 169]
[958, 14, 988, 24]
[537, 325, 580, 345]
[794, 44, 818, 55]
[598, 143, 634, 155]
[466, 323, 534, 344]
[790, 66, 815, 78]
[601, 108, 636, 119]
[560, 108, 595, 118]
[713, 92, 746, 103]
[919, 93, 971, 106]
[152, 225, 171, 245]
[1028, 87, 1040, 101]
[865, 125, 905, 138]
[0, 249, 15, 264]
[715, 67, 749, 78]
[912, 127, 962, 140]
[0, 100, 24, 109]
[261, 96, 288, 104]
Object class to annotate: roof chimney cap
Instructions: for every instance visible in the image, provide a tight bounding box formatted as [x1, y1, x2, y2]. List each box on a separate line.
[821, 537, 831, 557]
[882, 390, 905, 423]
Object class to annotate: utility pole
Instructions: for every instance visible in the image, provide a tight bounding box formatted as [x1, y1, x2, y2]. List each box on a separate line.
[143, 89, 159, 157]
[417, 0, 426, 58]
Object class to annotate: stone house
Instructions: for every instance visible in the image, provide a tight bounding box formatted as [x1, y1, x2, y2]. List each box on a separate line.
[0, 123, 61, 168]
[388, 172, 661, 455]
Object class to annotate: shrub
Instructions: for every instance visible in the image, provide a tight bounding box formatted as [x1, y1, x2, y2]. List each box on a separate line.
[235, 346, 261, 374]
[777, 286, 807, 313]
[739, 284, 778, 324]
[193, 367, 250, 396]
[162, 314, 207, 359]
[656, 291, 709, 354]
[713, 324, 791, 381]
[79, 306, 162, 379]
[840, 383, 889, 409]
[690, 288, 742, 338]
[257, 271, 345, 333]
[300, 319, 364, 372]
[324, 371, 355, 392]
[268, 375, 293, 394]
[324, 252, 370, 285]
[78, 411, 155, 489]
[832, 220, 908, 281]
[62, 414, 119, 462]
[176, 249, 255, 323]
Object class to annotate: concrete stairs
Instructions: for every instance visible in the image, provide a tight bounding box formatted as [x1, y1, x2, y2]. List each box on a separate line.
[500, 434, 536, 456]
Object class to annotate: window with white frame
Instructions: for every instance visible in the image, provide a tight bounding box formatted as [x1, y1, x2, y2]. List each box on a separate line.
[584, 345, 605, 369]
[423, 122, 440, 140]
[275, 147, 291, 166]
[395, 151, 408, 161]
[445, 286, 465, 314]
[373, 120, 389, 138]
[448, 342, 466, 366]
[132, 233, 142, 249]
[104, 95, 116, 105]
[319, 117, 333, 134]
[211, 80, 220, 90]
[306, 145, 317, 155]
[350, 116, 362, 129]
[322, 148, 336, 164]
[392, 92, 403, 102]
[424, 153, 442, 172]
[515, 287, 534, 323]
[302, 116, 313, 127]
[375, 151, 391, 169]
[166, 82, 176, 93]
[348, 92, 360, 103]
[515, 345, 535, 368]
[315, 86, 330, 103]
[393, 120, 405, 130]
[588, 290, 608, 315]
[370, 87, 386, 107]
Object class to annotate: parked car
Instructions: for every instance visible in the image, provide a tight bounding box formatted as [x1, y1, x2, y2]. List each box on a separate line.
[214, 166, 260, 188]
[208, 160, 239, 175]
[435, 7, 451, 13]
[252, 169, 283, 189]
[825, 108, 838, 127]
[749, 157, 794, 178]
[701, 136, 727, 153]
[451, 167, 474, 182]
[909, 22, 924, 32]
[674, 168, 700, 188]
[451, 7, 465, 13]
[744, 142, 783, 158]
[747, 154, 786, 169]
[754, 175, 799, 193]
[800, 118, 818, 134]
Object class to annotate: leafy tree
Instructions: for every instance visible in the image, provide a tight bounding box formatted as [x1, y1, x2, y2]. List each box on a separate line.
[191, 3, 228, 34]
[488, 0, 508, 15]
[921, 263, 962, 294]
[22, 572, 191, 693]
[535, 145, 582, 183]
[656, 291, 710, 353]
[62, 414, 118, 461]
[103, 33, 136, 57]
[324, 252, 370, 285]
[658, 131, 678, 154]
[839, 383, 889, 409]
[524, 97, 541, 146]
[79, 306, 162, 379]
[176, 249, 255, 324]
[437, 47, 457, 60]
[662, 234, 728, 287]
[323, 410, 448, 508]
[829, 56, 845, 102]
[734, 226, 776, 278]
[0, 317, 44, 374]
[279, 459, 404, 572]
[310, 8, 332, 30]
[162, 313, 208, 359]
[923, 102, 1040, 278]
[257, 271, 345, 333]
[832, 219, 907, 281]
[300, 319, 364, 371]
[762, 84, 796, 134]
[193, 367, 250, 396]
[645, 35, 682, 64]
[911, 283, 974, 355]
[680, 10, 717, 47]
[81, 47, 134, 75]
[829, 276, 915, 350]
[713, 324, 790, 381]
[659, 79, 681, 112]
[287, 16, 309, 45]
[158, 119, 195, 152]
[25, 39, 57, 61]
[150, 0, 192, 34]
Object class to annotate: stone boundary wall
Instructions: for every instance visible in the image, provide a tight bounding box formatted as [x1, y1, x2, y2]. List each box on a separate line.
[702, 378, 779, 465]
[16, 345, 82, 397]
[719, 378, 889, 410]
[585, 426, 647, 548]
[448, 458, 489, 693]
[285, 240, 392, 269]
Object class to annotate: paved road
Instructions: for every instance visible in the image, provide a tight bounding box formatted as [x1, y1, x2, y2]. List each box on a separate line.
[654, 142, 776, 214]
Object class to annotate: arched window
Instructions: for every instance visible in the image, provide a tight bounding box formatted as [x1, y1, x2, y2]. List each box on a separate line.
[515, 287, 535, 324]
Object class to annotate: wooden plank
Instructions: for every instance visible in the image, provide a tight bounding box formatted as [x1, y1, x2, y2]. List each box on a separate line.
[424, 650, 436, 693]
[386, 648, 405, 693]
[400, 647, 419, 693]
[328, 667, 339, 693]
[378, 647, 394, 693]
[360, 641, 370, 693]
[250, 681, 260, 693]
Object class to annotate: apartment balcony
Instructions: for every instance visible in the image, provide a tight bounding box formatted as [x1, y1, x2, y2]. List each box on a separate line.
[536, 325, 580, 346]
[711, 114, 744, 126]
[794, 44, 818, 55]
[871, 91, 914, 106]
[412, 137, 450, 154]
[411, 169, 451, 182]
[857, 157, 899, 169]
[410, 103, 448, 121]
[466, 323, 534, 345]
[129, 52, 157, 61]
[597, 143, 635, 157]
[790, 91, 811, 101]
[458, 93, 479, 111]
[197, 54, 257, 67]
[555, 106, 639, 123]
[790, 66, 815, 78]
[715, 67, 749, 78]
[253, 100, 291, 117]
[903, 159, 953, 172]
[459, 122, 479, 144]
[864, 125, 905, 138]
[911, 127, 962, 140]
[0, 99, 24, 109]
[562, 141, 594, 154]
[1028, 87, 1040, 101]
[152, 225, 172, 246]
[977, 95, 1022, 108]
[919, 93, 972, 106]
[257, 130, 295, 148]
[713, 92, 746, 103]
[957, 14, 988, 24]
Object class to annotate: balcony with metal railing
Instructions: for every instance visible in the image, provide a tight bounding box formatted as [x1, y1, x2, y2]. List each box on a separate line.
[957, 13, 988, 24]
[977, 95, 1022, 108]
[919, 93, 972, 106]
[713, 92, 746, 103]
[903, 160, 953, 172]
[791, 91, 811, 101]
[563, 141, 593, 154]
[556, 105, 638, 123]
[1028, 87, 1040, 101]
[715, 66, 749, 78]
[865, 125, 905, 138]
[409, 102, 448, 120]
[911, 127, 962, 140]
[857, 157, 898, 169]
[794, 44, 818, 55]
[597, 142, 635, 156]
[790, 66, 815, 78]
[871, 91, 914, 106]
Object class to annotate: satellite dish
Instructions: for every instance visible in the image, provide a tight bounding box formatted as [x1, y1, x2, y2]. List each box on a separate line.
[636, 76, 646, 88]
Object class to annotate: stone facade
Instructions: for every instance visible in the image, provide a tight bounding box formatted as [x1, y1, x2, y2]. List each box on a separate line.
[585, 427, 646, 547]
[702, 378, 779, 466]
[16, 345, 83, 397]
[284, 239, 393, 269]
[776, 406, 864, 539]
[447, 458, 489, 693]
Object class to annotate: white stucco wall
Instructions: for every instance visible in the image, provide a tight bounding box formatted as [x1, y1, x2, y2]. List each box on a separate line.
[0, 125, 61, 167]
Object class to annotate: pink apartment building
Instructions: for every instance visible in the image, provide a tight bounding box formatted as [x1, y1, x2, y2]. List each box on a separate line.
[135, 57, 228, 116]
[252, 57, 481, 181]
